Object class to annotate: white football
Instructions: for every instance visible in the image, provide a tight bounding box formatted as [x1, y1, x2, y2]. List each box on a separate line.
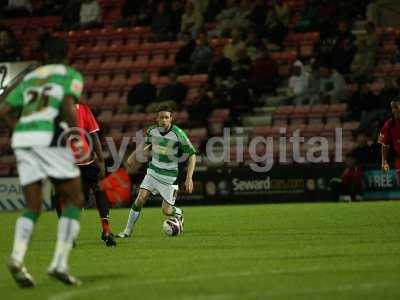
[163, 217, 182, 236]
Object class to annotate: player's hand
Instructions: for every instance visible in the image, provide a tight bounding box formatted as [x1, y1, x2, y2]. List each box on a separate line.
[382, 161, 390, 172]
[185, 178, 194, 194]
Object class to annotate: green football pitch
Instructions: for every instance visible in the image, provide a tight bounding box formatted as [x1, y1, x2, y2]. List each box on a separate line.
[1, 202, 400, 300]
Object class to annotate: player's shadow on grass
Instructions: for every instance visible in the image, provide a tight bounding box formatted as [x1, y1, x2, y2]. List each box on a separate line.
[79, 273, 126, 283]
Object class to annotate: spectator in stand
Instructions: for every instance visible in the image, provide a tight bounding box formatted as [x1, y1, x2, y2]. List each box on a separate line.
[210, 51, 233, 81]
[4, 0, 33, 17]
[294, 0, 318, 32]
[214, 0, 239, 37]
[180, 1, 203, 38]
[350, 22, 379, 82]
[390, 36, 400, 65]
[204, 0, 224, 23]
[264, 0, 289, 47]
[77, 0, 102, 29]
[288, 60, 310, 105]
[229, 79, 253, 124]
[114, 0, 145, 27]
[352, 130, 380, 167]
[187, 85, 214, 128]
[250, 45, 279, 97]
[190, 31, 214, 73]
[61, 0, 81, 30]
[151, 2, 173, 41]
[312, 63, 346, 104]
[315, 0, 338, 35]
[0, 27, 21, 62]
[126, 70, 157, 113]
[246, 29, 262, 61]
[145, 72, 188, 113]
[223, 27, 246, 66]
[175, 32, 196, 74]
[230, 0, 252, 29]
[331, 151, 364, 202]
[249, 0, 267, 33]
[170, 0, 184, 36]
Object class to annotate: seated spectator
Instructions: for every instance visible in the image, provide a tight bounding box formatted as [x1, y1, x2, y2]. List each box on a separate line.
[352, 130, 380, 167]
[223, 27, 246, 66]
[187, 85, 214, 128]
[230, 0, 252, 29]
[229, 79, 253, 124]
[288, 60, 310, 105]
[0, 27, 21, 62]
[210, 51, 233, 81]
[146, 72, 187, 112]
[331, 151, 364, 202]
[249, 0, 267, 33]
[312, 64, 346, 104]
[78, 0, 102, 29]
[170, 0, 184, 36]
[151, 2, 174, 41]
[175, 32, 196, 74]
[391, 36, 400, 65]
[190, 31, 214, 73]
[4, 0, 33, 17]
[214, 0, 239, 36]
[246, 29, 262, 61]
[114, 0, 144, 27]
[294, 0, 318, 32]
[204, 0, 224, 23]
[180, 1, 203, 38]
[61, 0, 81, 30]
[126, 71, 157, 113]
[264, 0, 289, 46]
[350, 22, 379, 82]
[157, 72, 188, 105]
[250, 46, 279, 97]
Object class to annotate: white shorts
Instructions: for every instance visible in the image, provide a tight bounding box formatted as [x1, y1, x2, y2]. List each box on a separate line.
[14, 147, 80, 186]
[140, 174, 179, 205]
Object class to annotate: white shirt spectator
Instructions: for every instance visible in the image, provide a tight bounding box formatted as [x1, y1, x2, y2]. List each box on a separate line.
[7, 0, 32, 12]
[289, 60, 309, 96]
[80, 0, 102, 25]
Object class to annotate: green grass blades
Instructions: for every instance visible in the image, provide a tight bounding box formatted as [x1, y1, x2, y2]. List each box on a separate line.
[1, 202, 400, 300]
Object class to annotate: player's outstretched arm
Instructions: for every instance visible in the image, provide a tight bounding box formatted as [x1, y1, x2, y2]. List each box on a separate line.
[185, 154, 196, 194]
[126, 143, 151, 174]
[381, 145, 390, 172]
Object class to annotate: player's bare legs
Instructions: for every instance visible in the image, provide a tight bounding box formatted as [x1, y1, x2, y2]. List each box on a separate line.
[117, 189, 151, 238]
[48, 177, 84, 286]
[7, 181, 43, 288]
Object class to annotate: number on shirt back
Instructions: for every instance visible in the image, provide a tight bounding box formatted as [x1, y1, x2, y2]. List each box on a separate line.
[23, 86, 52, 116]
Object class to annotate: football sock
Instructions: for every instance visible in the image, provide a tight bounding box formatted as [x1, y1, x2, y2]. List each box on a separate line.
[54, 193, 63, 218]
[11, 210, 39, 264]
[172, 206, 183, 217]
[49, 206, 80, 272]
[94, 189, 111, 233]
[124, 203, 141, 234]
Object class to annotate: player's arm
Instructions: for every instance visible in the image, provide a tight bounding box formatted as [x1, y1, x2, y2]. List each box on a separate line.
[126, 143, 151, 174]
[0, 103, 16, 129]
[381, 145, 390, 172]
[61, 95, 78, 128]
[185, 154, 196, 194]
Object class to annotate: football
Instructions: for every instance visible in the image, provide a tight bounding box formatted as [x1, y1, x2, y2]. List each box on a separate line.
[163, 217, 182, 236]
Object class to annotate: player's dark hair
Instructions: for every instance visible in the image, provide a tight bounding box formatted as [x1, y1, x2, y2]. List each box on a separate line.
[40, 35, 69, 62]
[157, 105, 173, 114]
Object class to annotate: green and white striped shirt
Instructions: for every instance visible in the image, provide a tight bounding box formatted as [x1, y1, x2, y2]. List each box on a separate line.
[146, 124, 196, 185]
[5, 64, 83, 149]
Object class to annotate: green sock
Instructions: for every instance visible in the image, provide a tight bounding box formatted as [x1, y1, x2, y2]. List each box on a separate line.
[22, 209, 40, 223]
[132, 202, 142, 212]
[61, 206, 81, 220]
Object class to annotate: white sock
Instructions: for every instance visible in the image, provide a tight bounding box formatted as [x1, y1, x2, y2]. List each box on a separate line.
[125, 209, 140, 234]
[174, 207, 183, 217]
[49, 217, 80, 272]
[11, 217, 35, 264]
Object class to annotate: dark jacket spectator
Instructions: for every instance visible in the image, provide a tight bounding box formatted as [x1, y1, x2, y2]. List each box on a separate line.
[170, 0, 183, 35]
[175, 32, 196, 74]
[187, 86, 214, 128]
[251, 47, 278, 82]
[158, 72, 188, 105]
[0, 27, 20, 62]
[126, 71, 157, 112]
[151, 2, 173, 41]
[190, 32, 214, 73]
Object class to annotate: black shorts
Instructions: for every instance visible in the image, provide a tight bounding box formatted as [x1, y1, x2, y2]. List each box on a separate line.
[79, 163, 101, 185]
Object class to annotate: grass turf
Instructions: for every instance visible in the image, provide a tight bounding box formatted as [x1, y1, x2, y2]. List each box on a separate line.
[0, 202, 400, 300]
